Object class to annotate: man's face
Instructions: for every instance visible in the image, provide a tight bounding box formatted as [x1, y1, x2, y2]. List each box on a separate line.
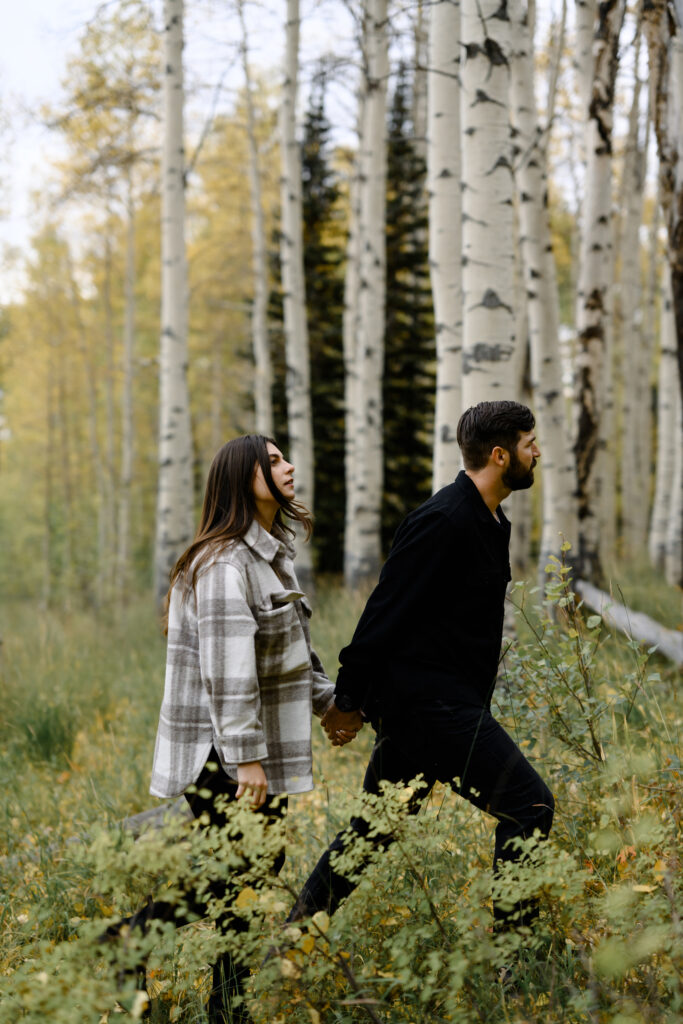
[502, 430, 540, 491]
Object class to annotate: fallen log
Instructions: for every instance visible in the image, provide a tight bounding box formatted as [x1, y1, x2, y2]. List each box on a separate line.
[575, 579, 683, 666]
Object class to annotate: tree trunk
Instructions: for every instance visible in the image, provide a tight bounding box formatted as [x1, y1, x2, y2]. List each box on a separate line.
[572, 0, 625, 584]
[238, 0, 273, 437]
[510, 0, 576, 573]
[154, 0, 194, 607]
[279, 0, 314, 587]
[644, 1, 683, 585]
[117, 168, 135, 598]
[344, 0, 389, 588]
[343, 135, 363, 579]
[428, 0, 462, 490]
[664, 388, 683, 586]
[460, 0, 516, 406]
[68, 255, 106, 607]
[617, 37, 651, 555]
[650, 275, 680, 570]
[103, 222, 117, 596]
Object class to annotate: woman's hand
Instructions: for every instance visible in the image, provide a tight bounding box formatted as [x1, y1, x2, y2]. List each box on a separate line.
[321, 704, 364, 746]
[236, 761, 268, 808]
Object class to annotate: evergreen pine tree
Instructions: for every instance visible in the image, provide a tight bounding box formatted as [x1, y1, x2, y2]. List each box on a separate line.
[383, 65, 435, 549]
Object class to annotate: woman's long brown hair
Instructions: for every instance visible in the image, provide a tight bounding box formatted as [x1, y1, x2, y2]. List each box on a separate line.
[165, 435, 312, 625]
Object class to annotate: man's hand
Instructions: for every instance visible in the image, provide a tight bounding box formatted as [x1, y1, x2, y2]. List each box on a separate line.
[321, 704, 364, 747]
[236, 761, 268, 808]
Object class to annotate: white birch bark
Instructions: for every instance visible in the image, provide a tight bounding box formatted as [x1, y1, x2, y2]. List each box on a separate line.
[460, 0, 516, 406]
[665, 387, 683, 586]
[650, 275, 679, 570]
[617, 45, 650, 555]
[510, 0, 576, 571]
[644, 4, 683, 585]
[154, 0, 194, 606]
[343, 139, 363, 578]
[412, 0, 429, 158]
[279, 0, 314, 585]
[344, 0, 389, 588]
[573, 0, 625, 583]
[238, 0, 272, 436]
[428, 0, 462, 490]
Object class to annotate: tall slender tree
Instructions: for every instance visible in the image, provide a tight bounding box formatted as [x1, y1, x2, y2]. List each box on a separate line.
[344, 0, 389, 588]
[427, 0, 462, 490]
[154, 0, 194, 606]
[238, 0, 273, 436]
[460, 0, 516, 406]
[279, 0, 314, 585]
[510, 0, 576, 572]
[573, 0, 625, 583]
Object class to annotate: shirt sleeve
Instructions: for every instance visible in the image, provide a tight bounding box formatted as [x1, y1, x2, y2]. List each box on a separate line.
[195, 560, 268, 765]
[309, 646, 336, 718]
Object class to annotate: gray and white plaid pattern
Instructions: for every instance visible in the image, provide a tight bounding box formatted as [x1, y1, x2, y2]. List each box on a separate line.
[150, 520, 335, 797]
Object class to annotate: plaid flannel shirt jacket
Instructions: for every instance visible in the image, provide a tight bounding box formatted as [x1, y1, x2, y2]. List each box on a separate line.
[150, 520, 335, 798]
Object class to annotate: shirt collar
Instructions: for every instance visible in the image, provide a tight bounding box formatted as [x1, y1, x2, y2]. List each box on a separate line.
[242, 518, 295, 562]
[455, 470, 509, 528]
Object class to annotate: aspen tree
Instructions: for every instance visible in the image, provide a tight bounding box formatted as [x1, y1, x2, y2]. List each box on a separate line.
[650, 275, 679, 570]
[616, 32, 651, 555]
[279, 0, 314, 585]
[154, 0, 194, 606]
[238, 0, 273, 436]
[344, 0, 389, 588]
[644, 0, 683, 584]
[510, 0, 576, 571]
[573, 0, 625, 583]
[460, 0, 516, 406]
[427, 0, 462, 490]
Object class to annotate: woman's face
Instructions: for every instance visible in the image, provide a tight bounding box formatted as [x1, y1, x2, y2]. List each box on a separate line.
[252, 441, 295, 507]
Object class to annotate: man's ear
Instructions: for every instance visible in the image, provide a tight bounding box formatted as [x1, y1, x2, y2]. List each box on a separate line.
[491, 445, 508, 467]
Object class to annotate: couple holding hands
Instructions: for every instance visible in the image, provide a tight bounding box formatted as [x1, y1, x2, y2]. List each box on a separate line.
[116, 401, 553, 1023]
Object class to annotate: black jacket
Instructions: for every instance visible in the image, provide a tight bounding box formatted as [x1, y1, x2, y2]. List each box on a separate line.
[335, 471, 512, 714]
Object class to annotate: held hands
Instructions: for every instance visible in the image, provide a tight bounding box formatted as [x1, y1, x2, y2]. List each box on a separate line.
[321, 703, 364, 747]
[236, 761, 268, 808]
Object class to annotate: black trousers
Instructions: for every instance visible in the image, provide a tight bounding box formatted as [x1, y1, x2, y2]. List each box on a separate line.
[289, 702, 554, 929]
[122, 752, 287, 1021]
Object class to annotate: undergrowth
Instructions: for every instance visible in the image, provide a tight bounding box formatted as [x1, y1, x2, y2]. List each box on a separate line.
[0, 560, 680, 1022]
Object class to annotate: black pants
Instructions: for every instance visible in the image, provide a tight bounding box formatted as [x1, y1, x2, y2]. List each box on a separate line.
[289, 702, 553, 929]
[121, 752, 287, 1021]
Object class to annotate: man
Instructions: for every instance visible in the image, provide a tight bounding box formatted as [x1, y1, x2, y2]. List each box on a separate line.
[290, 400, 554, 932]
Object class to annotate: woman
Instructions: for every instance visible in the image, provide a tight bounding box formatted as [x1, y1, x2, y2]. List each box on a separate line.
[112, 435, 338, 1023]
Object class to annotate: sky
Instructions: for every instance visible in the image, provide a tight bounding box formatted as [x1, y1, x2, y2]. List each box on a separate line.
[0, 0, 354, 303]
[1, 2, 102, 287]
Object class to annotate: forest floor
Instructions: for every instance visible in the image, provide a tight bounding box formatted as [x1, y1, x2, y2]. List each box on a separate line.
[0, 560, 681, 1023]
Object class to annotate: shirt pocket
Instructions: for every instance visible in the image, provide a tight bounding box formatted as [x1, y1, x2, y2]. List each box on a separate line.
[254, 598, 310, 680]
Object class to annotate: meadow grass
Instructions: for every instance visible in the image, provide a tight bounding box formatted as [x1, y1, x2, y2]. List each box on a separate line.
[0, 563, 680, 1022]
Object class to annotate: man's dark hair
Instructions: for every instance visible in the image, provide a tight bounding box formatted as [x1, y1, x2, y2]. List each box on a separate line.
[456, 401, 535, 470]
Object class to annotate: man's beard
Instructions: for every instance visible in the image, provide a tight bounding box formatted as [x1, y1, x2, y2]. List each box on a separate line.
[503, 450, 536, 491]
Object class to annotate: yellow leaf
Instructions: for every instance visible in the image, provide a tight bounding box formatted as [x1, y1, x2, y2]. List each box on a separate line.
[308, 1009, 321, 1024]
[653, 860, 667, 880]
[300, 935, 315, 955]
[234, 886, 258, 910]
[632, 884, 657, 893]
